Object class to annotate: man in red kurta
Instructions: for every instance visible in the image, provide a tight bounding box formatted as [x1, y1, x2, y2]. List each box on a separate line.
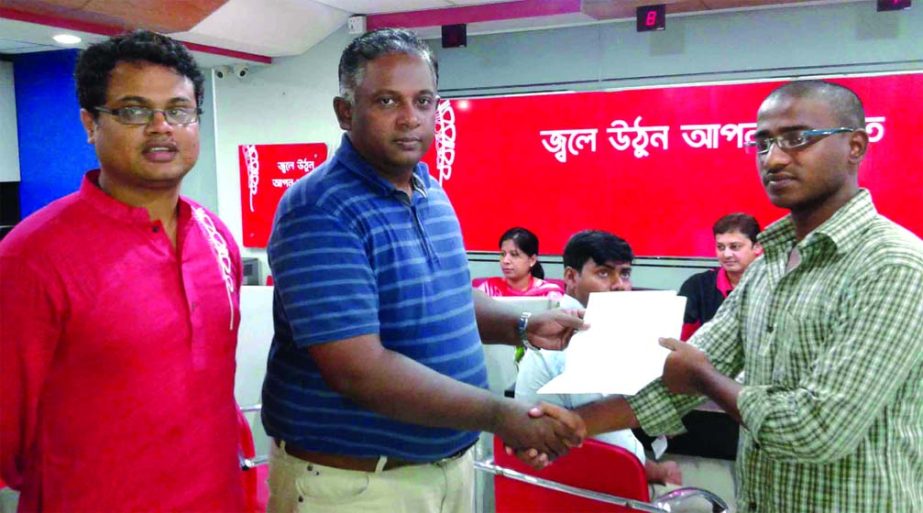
[0, 31, 245, 512]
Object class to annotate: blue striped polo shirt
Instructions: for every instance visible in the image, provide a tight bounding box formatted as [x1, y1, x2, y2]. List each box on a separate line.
[262, 135, 487, 461]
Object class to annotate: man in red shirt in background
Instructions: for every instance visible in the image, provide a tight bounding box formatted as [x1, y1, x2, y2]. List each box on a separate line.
[0, 31, 246, 512]
[678, 213, 762, 339]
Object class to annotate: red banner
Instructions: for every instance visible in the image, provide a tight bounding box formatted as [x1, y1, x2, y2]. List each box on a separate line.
[238, 143, 328, 247]
[423, 73, 923, 256]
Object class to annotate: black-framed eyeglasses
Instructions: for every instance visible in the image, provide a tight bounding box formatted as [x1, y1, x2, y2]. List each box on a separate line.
[747, 127, 861, 155]
[95, 106, 202, 126]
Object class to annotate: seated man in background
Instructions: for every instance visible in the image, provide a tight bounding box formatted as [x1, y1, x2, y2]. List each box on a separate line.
[516, 230, 682, 485]
[678, 213, 761, 340]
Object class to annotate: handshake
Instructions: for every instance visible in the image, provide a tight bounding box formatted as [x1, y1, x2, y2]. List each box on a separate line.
[494, 400, 586, 469]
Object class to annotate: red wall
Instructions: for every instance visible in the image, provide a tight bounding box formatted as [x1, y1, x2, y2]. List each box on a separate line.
[423, 73, 923, 256]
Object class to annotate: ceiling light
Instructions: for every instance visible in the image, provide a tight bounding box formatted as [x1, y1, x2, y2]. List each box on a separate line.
[53, 34, 82, 45]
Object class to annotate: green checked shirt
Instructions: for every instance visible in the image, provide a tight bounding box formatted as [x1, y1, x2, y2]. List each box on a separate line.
[629, 190, 923, 513]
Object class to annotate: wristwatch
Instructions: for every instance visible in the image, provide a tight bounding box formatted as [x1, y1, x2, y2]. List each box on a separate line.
[518, 311, 539, 351]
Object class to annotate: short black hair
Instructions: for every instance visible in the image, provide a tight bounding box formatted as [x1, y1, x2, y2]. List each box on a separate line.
[338, 28, 438, 103]
[563, 230, 634, 271]
[763, 80, 865, 128]
[499, 227, 545, 279]
[75, 30, 205, 117]
[713, 213, 761, 244]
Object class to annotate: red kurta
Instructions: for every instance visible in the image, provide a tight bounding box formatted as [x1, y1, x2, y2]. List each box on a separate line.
[476, 276, 564, 299]
[0, 171, 245, 512]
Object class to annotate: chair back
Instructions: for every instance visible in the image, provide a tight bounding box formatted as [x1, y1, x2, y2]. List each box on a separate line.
[237, 406, 269, 513]
[472, 277, 489, 288]
[545, 277, 566, 290]
[493, 436, 649, 513]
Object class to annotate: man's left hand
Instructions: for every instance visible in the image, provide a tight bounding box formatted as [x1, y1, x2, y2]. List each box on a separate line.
[659, 337, 713, 395]
[527, 309, 587, 351]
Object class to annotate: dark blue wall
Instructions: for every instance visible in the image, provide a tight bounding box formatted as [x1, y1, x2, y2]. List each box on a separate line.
[14, 49, 98, 218]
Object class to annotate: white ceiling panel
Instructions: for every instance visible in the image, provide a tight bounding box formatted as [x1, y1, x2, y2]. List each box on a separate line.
[310, 0, 450, 15]
[446, 0, 516, 5]
[177, 0, 350, 57]
[0, 17, 109, 54]
[0, 0, 871, 65]
[0, 38, 53, 53]
[412, 11, 596, 39]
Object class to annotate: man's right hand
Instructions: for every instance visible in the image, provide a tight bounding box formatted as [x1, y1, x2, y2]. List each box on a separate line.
[494, 401, 585, 461]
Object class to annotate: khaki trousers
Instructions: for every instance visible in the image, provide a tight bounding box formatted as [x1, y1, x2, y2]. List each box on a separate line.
[266, 441, 474, 513]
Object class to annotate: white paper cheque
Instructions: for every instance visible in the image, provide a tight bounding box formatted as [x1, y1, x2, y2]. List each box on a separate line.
[537, 290, 686, 396]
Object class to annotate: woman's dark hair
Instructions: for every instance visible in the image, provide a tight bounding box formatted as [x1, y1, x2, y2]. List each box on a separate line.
[499, 227, 545, 279]
[75, 30, 205, 117]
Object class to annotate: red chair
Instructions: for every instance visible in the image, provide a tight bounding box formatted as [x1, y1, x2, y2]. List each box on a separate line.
[237, 404, 269, 513]
[483, 436, 728, 513]
[491, 436, 649, 512]
[545, 278, 566, 290]
[472, 277, 489, 288]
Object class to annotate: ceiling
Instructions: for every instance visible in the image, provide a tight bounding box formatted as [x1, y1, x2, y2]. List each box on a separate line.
[0, 0, 863, 67]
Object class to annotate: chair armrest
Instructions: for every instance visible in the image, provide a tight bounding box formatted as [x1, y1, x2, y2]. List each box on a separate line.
[240, 403, 262, 414]
[653, 487, 729, 513]
[241, 455, 269, 471]
[474, 458, 668, 513]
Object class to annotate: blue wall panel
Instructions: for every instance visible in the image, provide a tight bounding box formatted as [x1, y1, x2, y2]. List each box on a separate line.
[14, 49, 98, 218]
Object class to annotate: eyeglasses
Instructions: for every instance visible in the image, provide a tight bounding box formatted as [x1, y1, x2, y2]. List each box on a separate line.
[747, 127, 861, 155]
[95, 106, 202, 126]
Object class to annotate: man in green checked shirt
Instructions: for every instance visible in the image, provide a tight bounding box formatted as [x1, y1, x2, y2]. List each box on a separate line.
[529, 80, 923, 512]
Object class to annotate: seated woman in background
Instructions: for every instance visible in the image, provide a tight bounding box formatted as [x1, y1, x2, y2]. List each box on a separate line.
[476, 227, 563, 299]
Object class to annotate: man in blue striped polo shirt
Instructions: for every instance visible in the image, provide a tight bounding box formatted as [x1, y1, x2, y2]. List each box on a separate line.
[262, 28, 587, 513]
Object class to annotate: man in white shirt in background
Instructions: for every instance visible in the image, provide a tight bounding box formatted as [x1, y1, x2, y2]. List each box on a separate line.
[515, 230, 682, 485]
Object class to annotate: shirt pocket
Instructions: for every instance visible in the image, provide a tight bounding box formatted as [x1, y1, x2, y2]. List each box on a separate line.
[770, 310, 825, 387]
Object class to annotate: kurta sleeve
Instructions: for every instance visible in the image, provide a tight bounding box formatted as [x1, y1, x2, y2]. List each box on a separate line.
[0, 255, 65, 489]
